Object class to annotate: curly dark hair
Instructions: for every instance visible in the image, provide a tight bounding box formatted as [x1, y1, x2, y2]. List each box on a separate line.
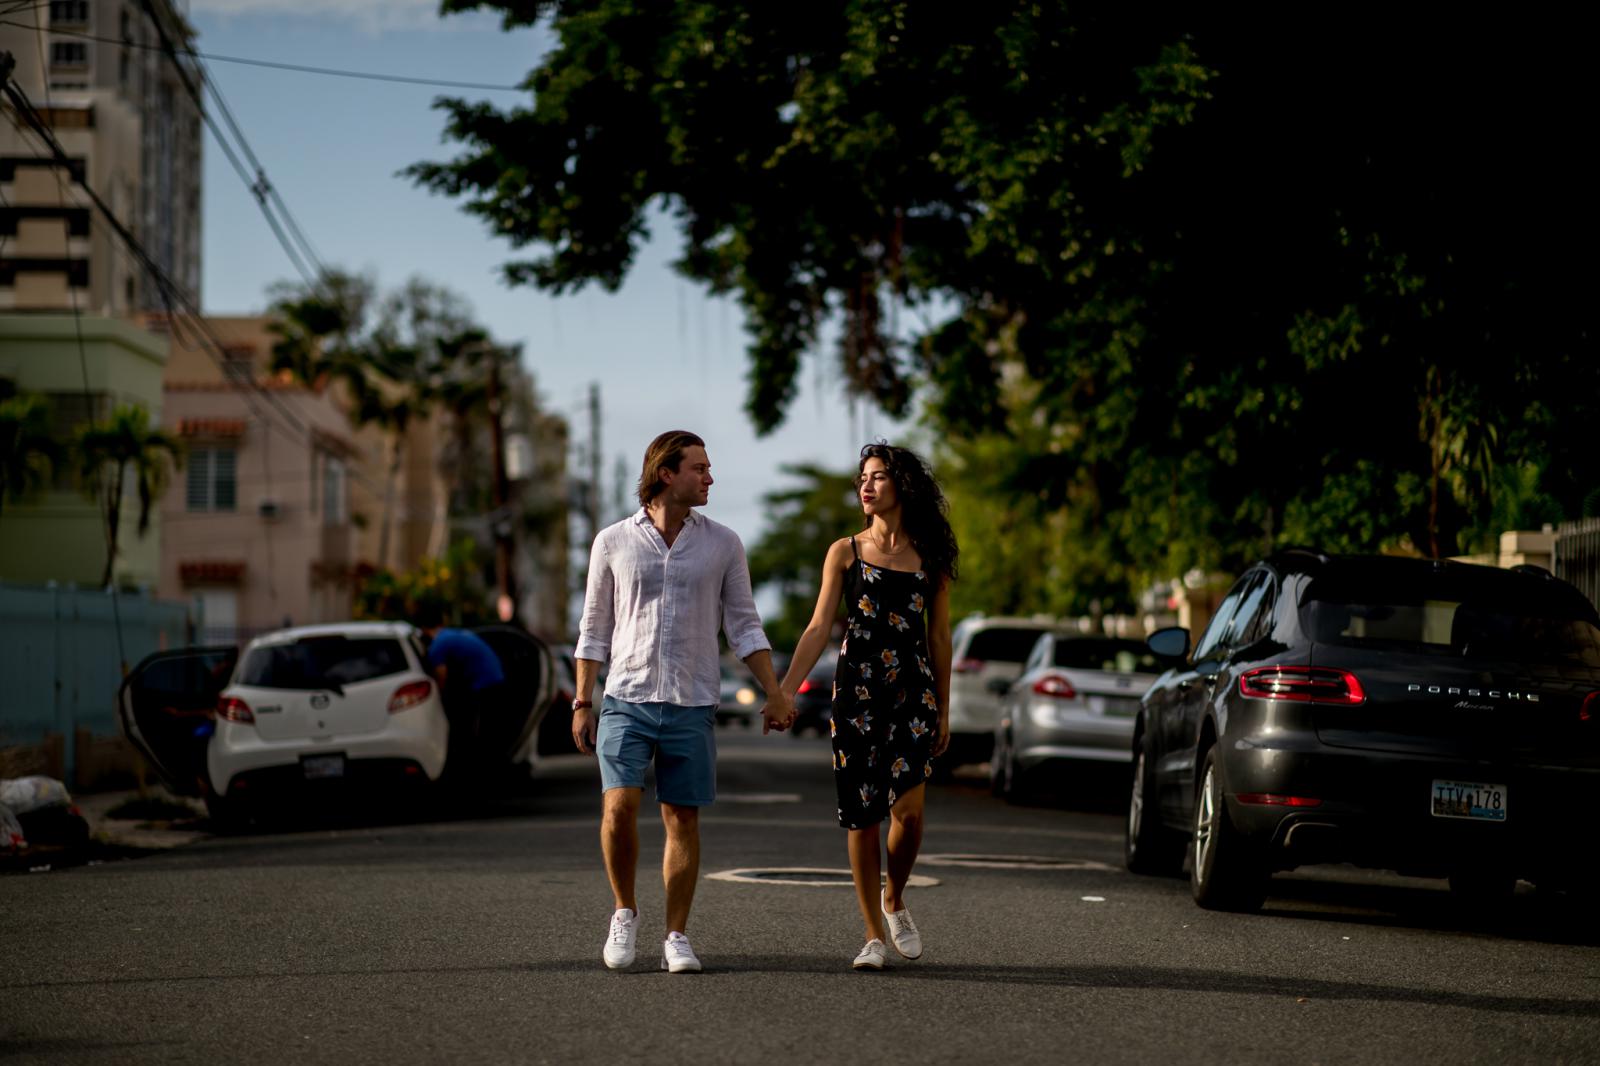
[857, 441, 959, 587]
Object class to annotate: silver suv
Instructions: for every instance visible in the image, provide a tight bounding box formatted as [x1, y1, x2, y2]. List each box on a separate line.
[944, 615, 1071, 767]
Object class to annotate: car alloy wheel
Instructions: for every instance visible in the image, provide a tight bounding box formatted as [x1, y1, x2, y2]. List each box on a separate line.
[1125, 746, 1185, 876]
[1190, 747, 1267, 912]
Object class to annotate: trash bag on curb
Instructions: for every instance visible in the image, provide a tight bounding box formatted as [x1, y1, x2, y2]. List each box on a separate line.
[0, 802, 24, 851]
[0, 776, 73, 816]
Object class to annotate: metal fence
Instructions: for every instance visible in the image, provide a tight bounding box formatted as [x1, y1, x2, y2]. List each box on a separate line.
[0, 581, 196, 780]
[1555, 518, 1600, 613]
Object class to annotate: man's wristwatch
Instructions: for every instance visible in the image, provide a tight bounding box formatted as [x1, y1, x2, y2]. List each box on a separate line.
[571, 698, 593, 712]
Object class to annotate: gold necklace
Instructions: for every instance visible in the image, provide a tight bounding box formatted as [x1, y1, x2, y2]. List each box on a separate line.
[869, 533, 908, 556]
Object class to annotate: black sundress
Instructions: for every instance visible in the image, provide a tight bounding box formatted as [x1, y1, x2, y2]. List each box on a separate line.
[830, 536, 939, 830]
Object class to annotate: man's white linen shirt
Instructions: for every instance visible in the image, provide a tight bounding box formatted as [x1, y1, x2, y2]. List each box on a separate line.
[575, 509, 771, 706]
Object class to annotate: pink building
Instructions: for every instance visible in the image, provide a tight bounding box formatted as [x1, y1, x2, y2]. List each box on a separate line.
[155, 316, 364, 643]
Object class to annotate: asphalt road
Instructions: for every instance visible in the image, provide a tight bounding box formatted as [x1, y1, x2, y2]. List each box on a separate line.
[4, 728, 1599, 1064]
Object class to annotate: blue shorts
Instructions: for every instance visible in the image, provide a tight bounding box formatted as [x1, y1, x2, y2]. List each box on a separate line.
[596, 696, 717, 807]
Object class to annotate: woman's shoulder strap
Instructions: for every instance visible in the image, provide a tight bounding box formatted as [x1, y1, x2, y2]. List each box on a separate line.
[848, 535, 860, 561]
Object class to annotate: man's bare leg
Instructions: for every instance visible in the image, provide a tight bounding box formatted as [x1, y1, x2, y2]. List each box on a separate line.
[660, 802, 700, 934]
[602, 787, 642, 912]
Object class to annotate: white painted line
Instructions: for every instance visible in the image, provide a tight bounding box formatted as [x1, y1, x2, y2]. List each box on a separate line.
[707, 867, 941, 888]
[1081, 895, 1106, 902]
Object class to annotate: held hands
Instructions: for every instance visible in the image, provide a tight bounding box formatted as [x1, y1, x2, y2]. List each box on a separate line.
[761, 689, 797, 735]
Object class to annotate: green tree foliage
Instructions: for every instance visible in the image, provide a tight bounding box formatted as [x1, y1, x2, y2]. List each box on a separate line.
[746, 463, 863, 648]
[75, 404, 183, 587]
[0, 391, 58, 520]
[353, 539, 493, 625]
[414, 4, 1596, 610]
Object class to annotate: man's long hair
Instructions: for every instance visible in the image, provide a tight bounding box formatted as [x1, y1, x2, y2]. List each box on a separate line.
[858, 441, 959, 587]
[637, 430, 706, 507]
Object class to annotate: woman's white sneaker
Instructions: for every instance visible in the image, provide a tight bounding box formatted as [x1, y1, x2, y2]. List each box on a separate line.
[852, 938, 888, 971]
[881, 890, 923, 959]
[602, 908, 637, 970]
[660, 932, 702, 973]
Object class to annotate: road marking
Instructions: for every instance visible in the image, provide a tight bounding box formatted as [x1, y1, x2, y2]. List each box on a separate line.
[1082, 895, 1107, 902]
[918, 854, 1119, 872]
[708, 867, 940, 888]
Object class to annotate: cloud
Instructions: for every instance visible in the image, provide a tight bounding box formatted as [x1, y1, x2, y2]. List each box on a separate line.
[188, 0, 488, 32]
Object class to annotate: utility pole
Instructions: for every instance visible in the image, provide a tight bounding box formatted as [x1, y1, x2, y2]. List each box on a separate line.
[588, 382, 602, 543]
[487, 347, 517, 622]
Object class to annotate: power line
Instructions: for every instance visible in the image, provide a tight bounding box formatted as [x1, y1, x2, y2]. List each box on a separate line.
[0, 19, 525, 91]
[132, 0, 324, 290]
[0, 69, 389, 500]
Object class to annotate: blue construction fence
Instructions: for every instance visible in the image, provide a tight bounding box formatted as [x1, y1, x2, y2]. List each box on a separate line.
[0, 580, 197, 785]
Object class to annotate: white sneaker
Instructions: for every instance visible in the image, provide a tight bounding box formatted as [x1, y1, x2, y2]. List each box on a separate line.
[853, 938, 887, 971]
[881, 889, 923, 959]
[603, 908, 637, 970]
[660, 932, 702, 973]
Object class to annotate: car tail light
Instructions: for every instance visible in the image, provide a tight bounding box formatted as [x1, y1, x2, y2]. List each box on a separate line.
[1237, 793, 1323, 807]
[954, 658, 985, 674]
[389, 680, 433, 713]
[798, 678, 815, 694]
[1240, 666, 1366, 705]
[217, 696, 254, 723]
[1032, 673, 1077, 699]
[1581, 692, 1598, 723]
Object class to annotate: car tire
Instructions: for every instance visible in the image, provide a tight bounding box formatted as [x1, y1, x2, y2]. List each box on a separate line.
[1190, 747, 1268, 912]
[1125, 743, 1185, 877]
[995, 731, 1030, 805]
[204, 793, 246, 834]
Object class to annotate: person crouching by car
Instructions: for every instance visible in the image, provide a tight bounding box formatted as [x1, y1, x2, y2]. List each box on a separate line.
[416, 602, 509, 784]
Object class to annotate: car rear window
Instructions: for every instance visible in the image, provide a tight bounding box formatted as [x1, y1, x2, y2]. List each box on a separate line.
[964, 627, 1052, 663]
[239, 636, 411, 690]
[1053, 639, 1162, 675]
[1302, 572, 1600, 667]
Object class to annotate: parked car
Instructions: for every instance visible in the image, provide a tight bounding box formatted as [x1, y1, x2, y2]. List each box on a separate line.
[1125, 550, 1600, 912]
[946, 616, 1073, 766]
[990, 633, 1163, 802]
[791, 649, 840, 736]
[119, 621, 554, 823]
[717, 661, 762, 727]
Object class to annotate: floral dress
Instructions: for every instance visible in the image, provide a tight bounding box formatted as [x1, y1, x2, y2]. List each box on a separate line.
[830, 536, 939, 829]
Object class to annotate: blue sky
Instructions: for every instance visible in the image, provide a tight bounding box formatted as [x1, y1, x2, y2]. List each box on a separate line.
[189, 0, 913, 555]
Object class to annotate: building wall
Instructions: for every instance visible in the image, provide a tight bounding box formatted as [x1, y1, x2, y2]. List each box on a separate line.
[0, 0, 202, 316]
[157, 316, 362, 641]
[0, 313, 169, 586]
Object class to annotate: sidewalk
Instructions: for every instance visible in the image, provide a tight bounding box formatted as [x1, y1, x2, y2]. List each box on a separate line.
[74, 785, 211, 851]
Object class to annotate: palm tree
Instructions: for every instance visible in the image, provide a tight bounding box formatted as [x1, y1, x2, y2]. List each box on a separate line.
[76, 404, 184, 587]
[0, 392, 59, 521]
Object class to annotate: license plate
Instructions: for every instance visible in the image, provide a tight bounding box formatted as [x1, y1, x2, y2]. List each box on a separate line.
[1431, 779, 1506, 821]
[302, 754, 346, 780]
[1087, 695, 1138, 717]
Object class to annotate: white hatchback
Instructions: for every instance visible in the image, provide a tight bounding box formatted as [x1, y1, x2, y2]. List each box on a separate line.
[206, 623, 448, 808]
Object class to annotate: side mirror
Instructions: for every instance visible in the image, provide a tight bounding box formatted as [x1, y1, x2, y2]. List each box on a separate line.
[986, 677, 1013, 695]
[1147, 626, 1190, 661]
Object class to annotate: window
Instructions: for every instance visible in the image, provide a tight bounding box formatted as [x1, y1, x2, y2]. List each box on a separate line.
[50, 42, 88, 66]
[963, 626, 1055, 664]
[186, 447, 237, 512]
[50, 1, 90, 22]
[1222, 573, 1274, 651]
[45, 390, 105, 489]
[321, 456, 345, 525]
[1193, 580, 1248, 664]
[220, 344, 255, 382]
[1052, 638, 1163, 675]
[239, 637, 410, 690]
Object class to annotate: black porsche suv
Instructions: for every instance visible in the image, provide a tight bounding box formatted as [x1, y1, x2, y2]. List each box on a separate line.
[1126, 549, 1600, 911]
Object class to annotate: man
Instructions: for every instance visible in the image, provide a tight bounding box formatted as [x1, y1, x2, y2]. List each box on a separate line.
[416, 603, 509, 781]
[572, 430, 794, 974]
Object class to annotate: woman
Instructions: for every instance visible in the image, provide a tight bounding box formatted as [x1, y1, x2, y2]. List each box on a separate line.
[780, 442, 957, 970]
